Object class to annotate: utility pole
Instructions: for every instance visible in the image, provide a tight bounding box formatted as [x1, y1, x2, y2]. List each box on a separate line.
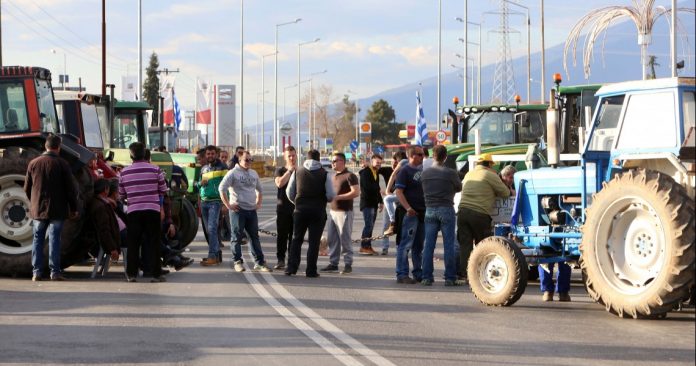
[0, 0, 3, 67]
[101, 0, 106, 98]
[156, 68, 180, 147]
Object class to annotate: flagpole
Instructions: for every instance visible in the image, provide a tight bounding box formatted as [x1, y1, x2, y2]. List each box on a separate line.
[195, 77, 199, 148]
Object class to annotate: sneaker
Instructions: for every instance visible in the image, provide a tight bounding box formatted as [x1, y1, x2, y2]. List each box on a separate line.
[31, 274, 42, 282]
[150, 275, 167, 283]
[340, 265, 352, 274]
[50, 274, 66, 281]
[200, 258, 220, 266]
[253, 263, 272, 272]
[558, 292, 571, 302]
[234, 261, 246, 272]
[542, 291, 554, 302]
[421, 279, 433, 286]
[273, 262, 285, 270]
[320, 264, 339, 272]
[396, 277, 417, 284]
[444, 279, 466, 286]
[381, 248, 388, 256]
[383, 222, 396, 235]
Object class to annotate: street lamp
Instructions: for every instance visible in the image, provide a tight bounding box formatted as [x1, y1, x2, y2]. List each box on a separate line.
[456, 18, 482, 105]
[257, 90, 269, 155]
[308, 69, 327, 149]
[273, 18, 301, 166]
[502, 0, 531, 103]
[50, 49, 67, 90]
[260, 52, 276, 162]
[454, 1, 468, 109]
[297, 38, 320, 156]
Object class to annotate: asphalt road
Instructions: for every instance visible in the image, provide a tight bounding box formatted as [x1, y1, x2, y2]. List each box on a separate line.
[0, 177, 694, 366]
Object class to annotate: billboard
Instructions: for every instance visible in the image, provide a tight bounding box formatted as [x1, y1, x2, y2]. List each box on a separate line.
[215, 84, 236, 146]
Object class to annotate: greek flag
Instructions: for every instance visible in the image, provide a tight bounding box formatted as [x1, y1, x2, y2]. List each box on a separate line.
[173, 88, 181, 138]
[415, 91, 427, 146]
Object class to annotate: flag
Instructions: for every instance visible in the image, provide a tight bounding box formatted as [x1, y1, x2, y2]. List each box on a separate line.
[415, 91, 428, 146]
[196, 79, 212, 124]
[161, 75, 175, 125]
[173, 88, 181, 137]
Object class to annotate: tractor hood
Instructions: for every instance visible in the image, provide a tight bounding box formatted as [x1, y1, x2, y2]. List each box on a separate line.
[514, 166, 597, 197]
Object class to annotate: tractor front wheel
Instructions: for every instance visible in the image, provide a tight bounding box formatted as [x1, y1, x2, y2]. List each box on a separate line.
[468, 236, 528, 306]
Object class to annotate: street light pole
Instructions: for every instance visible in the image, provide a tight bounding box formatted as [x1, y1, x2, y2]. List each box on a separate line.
[239, 0, 244, 146]
[308, 69, 327, 150]
[297, 38, 320, 157]
[261, 52, 275, 161]
[346, 90, 359, 155]
[540, 0, 546, 103]
[274, 18, 301, 166]
[437, 0, 443, 131]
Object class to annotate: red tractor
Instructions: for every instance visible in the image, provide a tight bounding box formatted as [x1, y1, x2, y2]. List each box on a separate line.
[0, 66, 95, 276]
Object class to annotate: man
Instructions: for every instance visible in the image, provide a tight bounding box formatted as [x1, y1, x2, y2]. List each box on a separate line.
[199, 145, 229, 266]
[380, 151, 407, 255]
[228, 146, 245, 169]
[421, 145, 463, 286]
[457, 153, 512, 281]
[274, 146, 297, 270]
[87, 179, 121, 263]
[219, 149, 230, 167]
[321, 152, 359, 274]
[119, 142, 168, 282]
[24, 134, 79, 281]
[286, 149, 335, 277]
[219, 151, 271, 272]
[394, 146, 426, 284]
[357, 154, 383, 255]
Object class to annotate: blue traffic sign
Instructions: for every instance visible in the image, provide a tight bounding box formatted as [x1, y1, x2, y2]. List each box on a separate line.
[374, 146, 384, 154]
[349, 140, 358, 151]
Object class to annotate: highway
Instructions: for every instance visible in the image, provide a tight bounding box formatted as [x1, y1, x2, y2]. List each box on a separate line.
[0, 177, 693, 366]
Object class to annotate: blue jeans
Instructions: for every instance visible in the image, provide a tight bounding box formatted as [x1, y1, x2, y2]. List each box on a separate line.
[361, 207, 378, 249]
[31, 219, 64, 276]
[230, 209, 265, 265]
[200, 200, 222, 259]
[381, 209, 390, 250]
[395, 214, 424, 280]
[539, 262, 571, 293]
[422, 206, 457, 282]
[384, 194, 397, 222]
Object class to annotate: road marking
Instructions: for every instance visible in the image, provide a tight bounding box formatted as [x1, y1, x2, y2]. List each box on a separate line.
[245, 218, 396, 366]
[241, 268, 362, 366]
[258, 216, 276, 229]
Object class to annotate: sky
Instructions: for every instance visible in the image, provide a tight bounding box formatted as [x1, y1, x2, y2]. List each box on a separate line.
[3, 0, 694, 126]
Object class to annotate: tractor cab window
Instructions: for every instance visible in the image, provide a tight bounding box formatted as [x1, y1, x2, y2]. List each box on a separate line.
[467, 111, 515, 145]
[587, 95, 624, 151]
[36, 79, 58, 133]
[616, 92, 676, 149]
[112, 113, 141, 148]
[518, 110, 545, 143]
[96, 104, 110, 149]
[0, 81, 30, 133]
[80, 103, 103, 149]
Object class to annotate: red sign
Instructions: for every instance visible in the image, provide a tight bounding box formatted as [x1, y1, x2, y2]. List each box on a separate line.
[407, 125, 415, 138]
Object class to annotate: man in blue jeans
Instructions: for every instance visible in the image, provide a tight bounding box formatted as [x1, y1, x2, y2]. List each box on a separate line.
[394, 146, 425, 284]
[199, 145, 228, 266]
[219, 151, 271, 273]
[24, 134, 79, 281]
[358, 154, 384, 256]
[420, 144, 463, 286]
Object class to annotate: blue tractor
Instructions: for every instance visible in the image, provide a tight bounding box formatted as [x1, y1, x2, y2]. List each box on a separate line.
[467, 77, 695, 318]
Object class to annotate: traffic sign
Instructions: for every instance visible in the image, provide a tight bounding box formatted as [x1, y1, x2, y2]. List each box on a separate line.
[374, 146, 384, 154]
[349, 140, 358, 151]
[280, 122, 293, 136]
[435, 130, 447, 143]
[359, 122, 372, 135]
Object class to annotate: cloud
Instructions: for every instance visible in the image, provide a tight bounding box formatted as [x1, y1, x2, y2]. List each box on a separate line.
[154, 33, 219, 56]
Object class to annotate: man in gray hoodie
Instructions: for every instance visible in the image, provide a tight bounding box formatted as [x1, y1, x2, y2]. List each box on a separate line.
[286, 149, 335, 277]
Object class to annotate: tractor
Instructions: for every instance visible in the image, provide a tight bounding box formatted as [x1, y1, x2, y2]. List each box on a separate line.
[0, 66, 96, 276]
[466, 76, 695, 318]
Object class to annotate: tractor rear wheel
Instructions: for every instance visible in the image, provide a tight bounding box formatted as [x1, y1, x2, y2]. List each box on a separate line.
[177, 199, 198, 249]
[468, 236, 528, 306]
[581, 169, 695, 318]
[0, 147, 39, 276]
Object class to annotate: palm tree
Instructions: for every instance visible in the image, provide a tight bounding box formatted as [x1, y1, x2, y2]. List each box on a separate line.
[564, 0, 694, 80]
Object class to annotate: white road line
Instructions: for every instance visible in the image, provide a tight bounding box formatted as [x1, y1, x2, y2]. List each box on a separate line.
[241, 264, 363, 366]
[250, 218, 396, 366]
[258, 216, 276, 229]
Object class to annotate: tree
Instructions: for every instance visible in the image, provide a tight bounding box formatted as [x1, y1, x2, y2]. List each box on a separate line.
[647, 55, 660, 79]
[365, 99, 403, 145]
[143, 52, 160, 125]
[564, 0, 695, 80]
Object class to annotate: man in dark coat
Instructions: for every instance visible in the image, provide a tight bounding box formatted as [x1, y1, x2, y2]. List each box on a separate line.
[24, 134, 79, 281]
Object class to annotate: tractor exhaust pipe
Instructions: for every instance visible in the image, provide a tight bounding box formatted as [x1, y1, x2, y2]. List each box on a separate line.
[546, 88, 559, 168]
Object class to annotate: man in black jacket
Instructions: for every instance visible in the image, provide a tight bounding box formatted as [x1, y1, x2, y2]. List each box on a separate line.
[358, 154, 384, 255]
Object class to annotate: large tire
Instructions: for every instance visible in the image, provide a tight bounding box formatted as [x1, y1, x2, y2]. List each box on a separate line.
[468, 236, 528, 306]
[177, 198, 198, 248]
[58, 165, 94, 269]
[580, 169, 695, 318]
[0, 147, 43, 276]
